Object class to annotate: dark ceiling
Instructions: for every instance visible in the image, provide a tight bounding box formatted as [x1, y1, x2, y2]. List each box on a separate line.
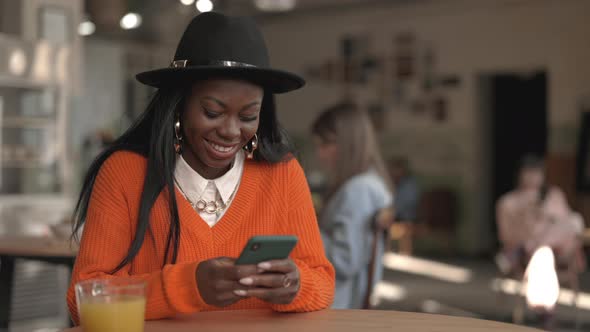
[84, 0, 417, 43]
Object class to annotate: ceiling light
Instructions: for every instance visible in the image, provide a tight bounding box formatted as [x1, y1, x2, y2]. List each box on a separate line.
[8, 49, 27, 76]
[196, 0, 213, 13]
[180, 0, 195, 5]
[120, 12, 142, 30]
[254, 0, 297, 12]
[78, 20, 95, 36]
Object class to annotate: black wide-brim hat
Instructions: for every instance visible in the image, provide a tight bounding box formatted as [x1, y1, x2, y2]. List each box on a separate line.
[136, 12, 304, 94]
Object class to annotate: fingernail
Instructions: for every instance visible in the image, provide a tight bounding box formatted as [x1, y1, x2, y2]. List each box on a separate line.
[239, 277, 254, 286]
[258, 262, 271, 270]
[234, 290, 247, 297]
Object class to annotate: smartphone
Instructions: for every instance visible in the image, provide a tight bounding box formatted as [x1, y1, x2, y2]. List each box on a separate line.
[235, 235, 298, 265]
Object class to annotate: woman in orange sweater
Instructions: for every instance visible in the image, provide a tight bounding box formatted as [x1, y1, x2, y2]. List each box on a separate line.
[67, 12, 334, 323]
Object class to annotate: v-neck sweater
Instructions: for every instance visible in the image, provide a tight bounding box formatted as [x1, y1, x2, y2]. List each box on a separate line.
[67, 151, 335, 323]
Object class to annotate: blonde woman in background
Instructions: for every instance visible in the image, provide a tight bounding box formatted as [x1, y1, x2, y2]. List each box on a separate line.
[311, 102, 393, 309]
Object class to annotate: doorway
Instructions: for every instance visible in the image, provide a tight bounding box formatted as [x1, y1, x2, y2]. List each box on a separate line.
[483, 71, 548, 250]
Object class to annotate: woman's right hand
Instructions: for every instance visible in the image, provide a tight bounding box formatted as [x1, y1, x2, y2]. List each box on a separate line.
[196, 257, 258, 307]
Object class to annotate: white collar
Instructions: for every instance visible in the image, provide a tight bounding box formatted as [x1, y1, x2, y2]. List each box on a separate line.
[174, 150, 244, 204]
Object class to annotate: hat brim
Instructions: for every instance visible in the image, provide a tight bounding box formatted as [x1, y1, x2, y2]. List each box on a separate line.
[136, 66, 305, 94]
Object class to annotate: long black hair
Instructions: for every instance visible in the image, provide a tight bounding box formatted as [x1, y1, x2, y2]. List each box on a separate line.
[72, 84, 295, 272]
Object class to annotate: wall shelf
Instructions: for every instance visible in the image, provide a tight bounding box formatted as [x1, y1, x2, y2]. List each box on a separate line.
[1, 117, 55, 127]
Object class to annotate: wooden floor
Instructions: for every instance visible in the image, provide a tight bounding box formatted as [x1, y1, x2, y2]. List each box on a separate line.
[373, 256, 590, 332]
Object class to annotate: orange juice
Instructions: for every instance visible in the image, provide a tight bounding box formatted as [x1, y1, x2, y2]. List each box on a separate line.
[79, 295, 146, 332]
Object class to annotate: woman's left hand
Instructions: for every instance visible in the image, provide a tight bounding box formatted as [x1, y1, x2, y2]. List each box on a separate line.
[235, 258, 300, 305]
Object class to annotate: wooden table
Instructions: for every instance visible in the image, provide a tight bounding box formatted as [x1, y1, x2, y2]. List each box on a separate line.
[62, 309, 543, 332]
[0, 236, 77, 329]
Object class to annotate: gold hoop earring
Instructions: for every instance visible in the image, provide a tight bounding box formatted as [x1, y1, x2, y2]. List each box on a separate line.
[174, 116, 182, 154]
[244, 133, 258, 159]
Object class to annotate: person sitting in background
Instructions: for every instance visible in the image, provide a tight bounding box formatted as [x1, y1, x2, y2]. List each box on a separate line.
[388, 157, 419, 222]
[311, 102, 393, 309]
[67, 12, 334, 323]
[496, 155, 585, 275]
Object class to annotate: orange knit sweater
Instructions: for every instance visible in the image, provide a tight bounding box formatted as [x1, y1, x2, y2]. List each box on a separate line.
[67, 151, 335, 323]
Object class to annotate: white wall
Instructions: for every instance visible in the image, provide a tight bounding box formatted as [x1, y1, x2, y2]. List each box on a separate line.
[257, 0, 590, 253]
[71, 39, 124, 149]
[70, 38, 169, 183]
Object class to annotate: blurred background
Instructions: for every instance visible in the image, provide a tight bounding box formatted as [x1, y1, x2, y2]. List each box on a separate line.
[0, 0, 589, 331]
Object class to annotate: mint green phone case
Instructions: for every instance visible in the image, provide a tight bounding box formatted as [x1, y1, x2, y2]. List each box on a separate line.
[235, 235, 298, 265]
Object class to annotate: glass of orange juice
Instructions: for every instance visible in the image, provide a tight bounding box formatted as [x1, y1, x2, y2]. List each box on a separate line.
[75, 278, 146, 332]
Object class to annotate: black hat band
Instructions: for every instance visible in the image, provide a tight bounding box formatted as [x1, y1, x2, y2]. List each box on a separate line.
[170, 60, 257, 69]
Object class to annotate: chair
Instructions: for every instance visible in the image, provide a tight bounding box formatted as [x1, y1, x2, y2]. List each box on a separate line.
[362, 206, 394, 309]
[584, 228, 590, 248]
[389, 222, 415, 255]
[556, 247, 585, 329]
[389, 188, 457, 255]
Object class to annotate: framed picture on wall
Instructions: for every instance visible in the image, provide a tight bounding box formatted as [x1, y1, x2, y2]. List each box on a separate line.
[576, 111, 590, 191]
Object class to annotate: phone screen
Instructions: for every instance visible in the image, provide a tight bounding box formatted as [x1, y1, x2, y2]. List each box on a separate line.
[235, 235, 298, 265]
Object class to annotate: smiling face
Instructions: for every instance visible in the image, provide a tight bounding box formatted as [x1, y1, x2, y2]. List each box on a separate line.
[180, 78, 263, 179]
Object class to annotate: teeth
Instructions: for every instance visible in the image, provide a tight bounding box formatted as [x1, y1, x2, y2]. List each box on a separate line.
[209, 141, 233, 153]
